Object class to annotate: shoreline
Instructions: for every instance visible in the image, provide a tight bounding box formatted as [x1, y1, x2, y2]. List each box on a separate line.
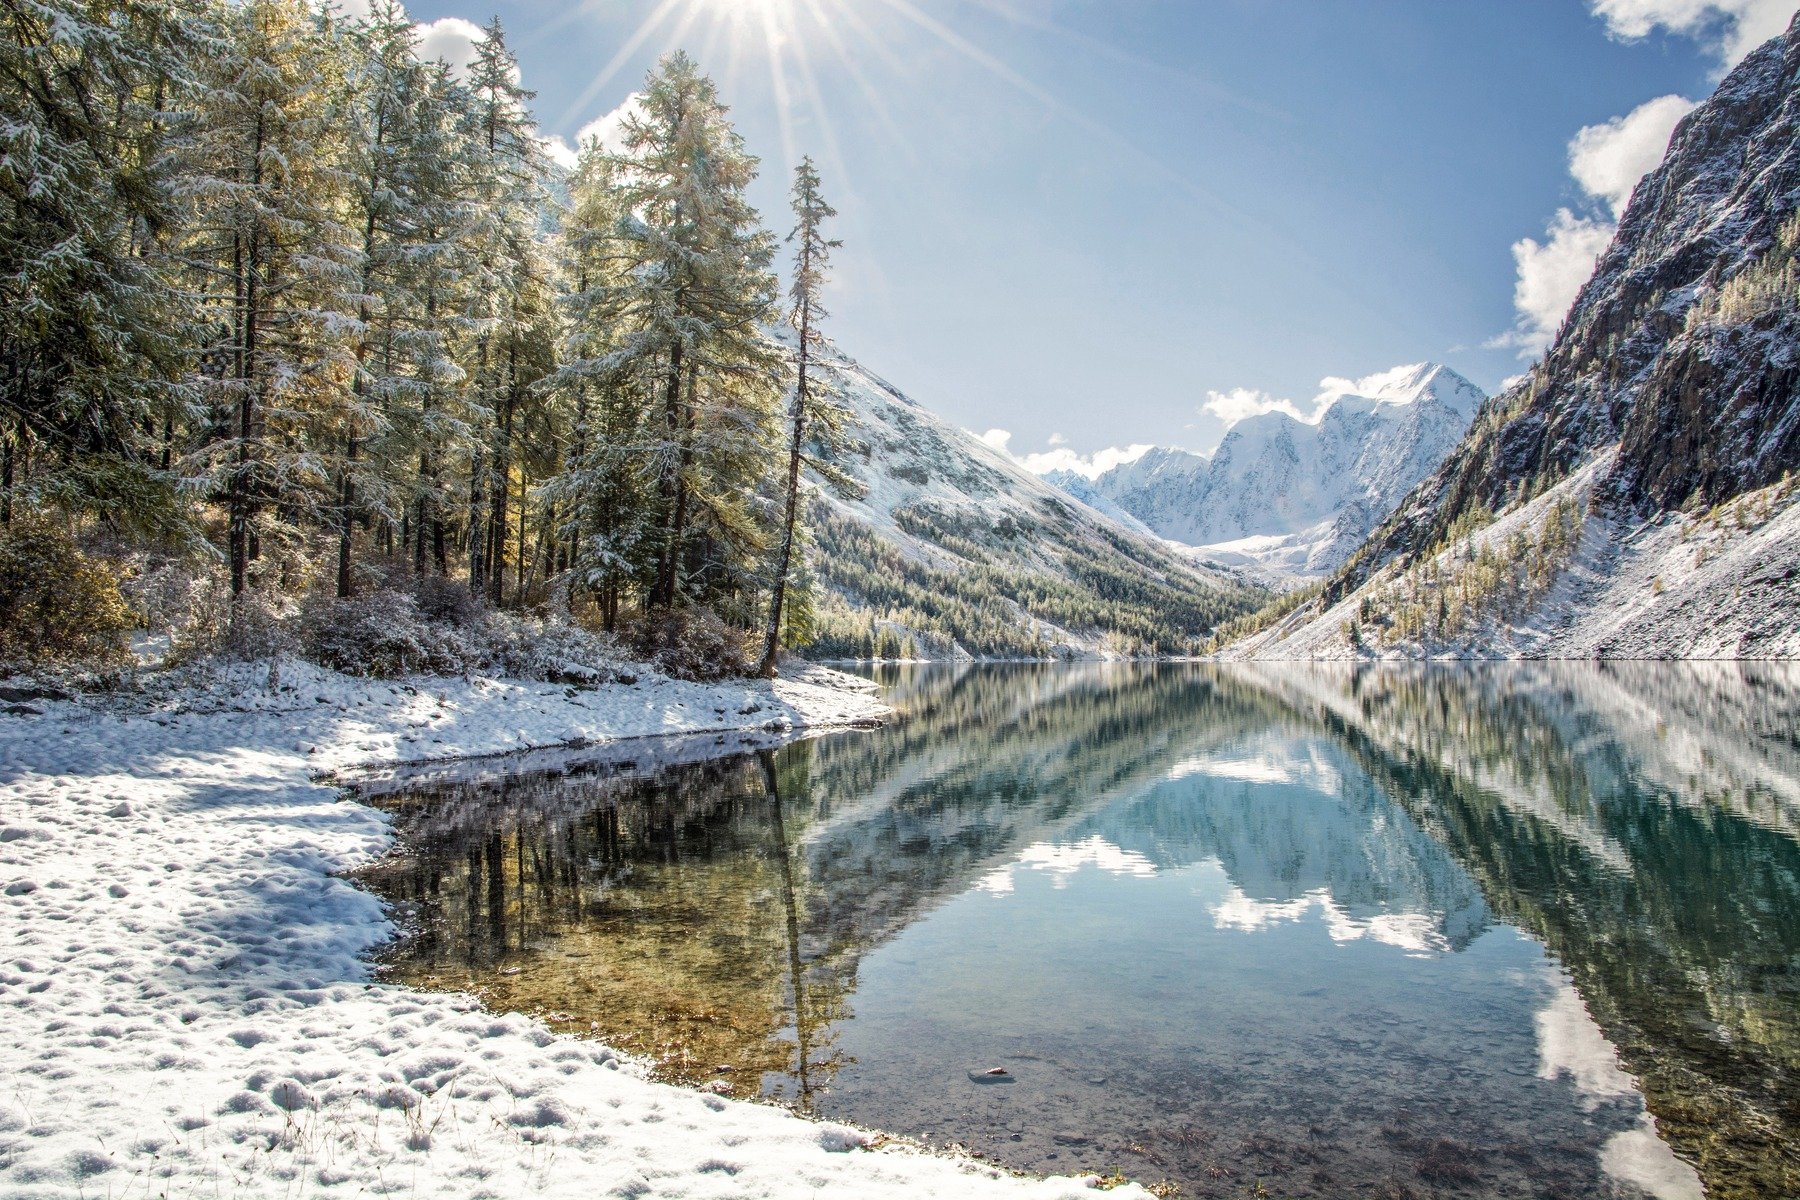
[0, 658, 1144, 1199]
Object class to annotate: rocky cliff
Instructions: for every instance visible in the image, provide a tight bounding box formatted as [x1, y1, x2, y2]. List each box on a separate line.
[1237, 15, 1800, 659]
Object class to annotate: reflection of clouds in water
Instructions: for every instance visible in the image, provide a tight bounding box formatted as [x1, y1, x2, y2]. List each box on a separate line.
[1535, 976, 1705, 1200]
[1535, 978, 1637, 1102]
[1209, 879, 1449, 955]
[1165, 749, 1343, 792]
[1602, 1114, 1706, 1200]
[975, 835, 1157, 895]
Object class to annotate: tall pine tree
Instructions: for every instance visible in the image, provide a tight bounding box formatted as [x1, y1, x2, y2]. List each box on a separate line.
[0, 0, 202, 529]
[759, 157, 846, 676]
[601, 51, 781, 615]
[169, 0, 360, 596]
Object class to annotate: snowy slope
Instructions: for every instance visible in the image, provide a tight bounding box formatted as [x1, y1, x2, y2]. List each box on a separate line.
[1238, 16, 1800, 660]
[805, 341, 1261, 656]
[0, 663, 1153, 1199]
[1050, 364, 1485, 577]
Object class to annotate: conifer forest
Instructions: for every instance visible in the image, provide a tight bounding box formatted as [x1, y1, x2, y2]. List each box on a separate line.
[2, 0, 848, 672]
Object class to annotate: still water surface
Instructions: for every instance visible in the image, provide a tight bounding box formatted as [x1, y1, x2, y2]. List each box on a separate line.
[356, 663, 1800, 1199]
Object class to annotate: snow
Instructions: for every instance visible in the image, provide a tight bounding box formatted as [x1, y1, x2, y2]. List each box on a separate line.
[1052, 364, 1487, 578]
[1235, 454, 1800, 661]
[0, 659, 1145, 1199]
[805, 336, 1239, 655]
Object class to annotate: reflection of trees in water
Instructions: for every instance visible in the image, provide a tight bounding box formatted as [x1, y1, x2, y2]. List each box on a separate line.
[1220, 662, 1800, 1200]
[359, 663, 1276, 1102]
[360, 660, 1800, 1197]
[360, 748, 859, 1100]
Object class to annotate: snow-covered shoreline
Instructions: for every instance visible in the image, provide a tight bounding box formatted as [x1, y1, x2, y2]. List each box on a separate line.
[0, 660, 1142, 1199]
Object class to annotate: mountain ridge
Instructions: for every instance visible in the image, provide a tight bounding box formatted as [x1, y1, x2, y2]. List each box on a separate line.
[797, 340, 1265, 659]
[1230, 15, 1800, 660]
[1046, 362, 1486, 577]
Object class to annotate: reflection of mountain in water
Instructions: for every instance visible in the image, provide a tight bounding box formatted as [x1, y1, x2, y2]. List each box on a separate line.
[1082, 732, 1492, 954]
[358, 660, 1800, 1200]
[359, 664, 1302, 1101]
[1218, 662, 1800, 1200]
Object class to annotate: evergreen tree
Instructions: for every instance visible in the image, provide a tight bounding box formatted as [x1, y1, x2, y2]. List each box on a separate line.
[169, 0, 360, 596]
[0, 0, 201, 528]
[332, 0, 429, 595]
[458, 18, 555, 604]
[549, 146, 655, 628]
[394, 59, 477, 579]
[760, 157, 848, 676]
[604, 51, 781, 614]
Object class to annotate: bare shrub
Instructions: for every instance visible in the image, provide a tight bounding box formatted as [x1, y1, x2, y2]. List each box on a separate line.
[617, 607, 754, 681]
[298, 589, 477, 678]
[480, 612, 623, 683]
[167, 578, 298, 664]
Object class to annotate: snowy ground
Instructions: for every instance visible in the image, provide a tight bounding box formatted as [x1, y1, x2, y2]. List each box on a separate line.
[0, 659, 1143, 1199]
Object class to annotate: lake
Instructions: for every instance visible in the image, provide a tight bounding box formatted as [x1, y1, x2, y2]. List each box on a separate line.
[355, 662, 1800, 1199]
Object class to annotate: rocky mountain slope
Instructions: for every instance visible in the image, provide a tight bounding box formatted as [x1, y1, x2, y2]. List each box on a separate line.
[1232, 15, 1800, 660]
[799, 343, 1263, 659]
[1049, 364, 1485, 577]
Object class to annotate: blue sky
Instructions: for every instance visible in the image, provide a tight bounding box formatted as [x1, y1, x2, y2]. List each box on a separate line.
[398, 0, 1794, 470]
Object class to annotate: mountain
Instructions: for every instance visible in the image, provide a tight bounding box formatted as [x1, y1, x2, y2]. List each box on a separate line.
[1048, 363, 1485, 577]
[1231, 15, 1800, 660]
[800, 342, 1265, 660]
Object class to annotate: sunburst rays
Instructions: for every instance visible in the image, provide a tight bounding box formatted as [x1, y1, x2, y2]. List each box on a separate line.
[530, 0, 1270, 251]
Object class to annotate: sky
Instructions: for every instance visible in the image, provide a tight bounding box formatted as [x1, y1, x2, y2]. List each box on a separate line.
[389, 0, 1797, 474]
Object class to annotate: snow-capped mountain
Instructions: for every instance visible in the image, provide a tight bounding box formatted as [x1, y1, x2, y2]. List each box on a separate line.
[1235, 14, 1800, 659]
[803, 341, 1262, 659]
[1048, 363, 1485, 576]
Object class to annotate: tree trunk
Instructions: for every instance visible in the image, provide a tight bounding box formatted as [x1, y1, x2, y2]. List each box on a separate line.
[760, 320, 810, 677]
[335, 431, 357, 598]
[488, 340, 515, 606]
[229, 245, 258, 599]
[467, 448, 485, 591]
[651, 342, 685, 609]
[516, 470, 529, 600]
[760, 211, 820, 673]
[1, 421, 13, 527]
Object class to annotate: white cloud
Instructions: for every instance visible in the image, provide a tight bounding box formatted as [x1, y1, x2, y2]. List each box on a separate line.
[977, 428, 1013, 453]
[1494, 209, 1617, 356]
[1203, 386, 1313, 425]
[415, 16, 484, 78]
[575, 92, 646, 156]
[1199, 374, 1393, 429]
[1568, 94, 1697, 217]
[1494, 92, 1696, 358]
[1017, 443, 1154, 479]
[1590, 0, 1796, 68]
[542, 93, 648, 173]
[1047, 432, 1067, 446]
[1490, 1, 1792, 357]
[540, 136, 578, 171]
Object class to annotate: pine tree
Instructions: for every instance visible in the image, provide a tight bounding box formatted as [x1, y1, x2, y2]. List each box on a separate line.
[760, 157, 845, 676]
[332, 0, 424, 596]
[169, 0, 360, 596]
[395, 59, 477, 579]
[0, 0, 201, 528]
[548, 147, 654, 628]
[603, 51, 781, 614]
[457, 18, 555, 605]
